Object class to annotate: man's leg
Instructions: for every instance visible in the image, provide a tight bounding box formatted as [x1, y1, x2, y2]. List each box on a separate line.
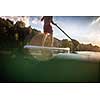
[42, 33, 48, 46]
[50, 34, 54, 47]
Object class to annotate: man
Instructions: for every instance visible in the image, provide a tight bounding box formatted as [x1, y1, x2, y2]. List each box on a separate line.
[41, 16, 56, 47]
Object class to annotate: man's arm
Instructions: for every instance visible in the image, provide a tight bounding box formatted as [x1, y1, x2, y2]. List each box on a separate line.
[51, 17, 56, 25]
[51, 20, 56, 25]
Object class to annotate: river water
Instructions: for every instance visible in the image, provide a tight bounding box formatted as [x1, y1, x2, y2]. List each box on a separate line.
[77, 51, 100, 56]
[77, 51, 100, 61]
[0, 49, 100, 82]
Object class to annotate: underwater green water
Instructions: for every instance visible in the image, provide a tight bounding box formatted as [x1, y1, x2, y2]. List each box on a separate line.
[0, 49, 100, 83]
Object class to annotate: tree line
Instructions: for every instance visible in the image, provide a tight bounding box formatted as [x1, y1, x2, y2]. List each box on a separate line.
[61, 39, 100, 52]
[0, 17, 40, 48]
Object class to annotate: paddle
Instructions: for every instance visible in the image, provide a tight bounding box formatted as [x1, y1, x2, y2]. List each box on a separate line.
[54, 23, 79, 53]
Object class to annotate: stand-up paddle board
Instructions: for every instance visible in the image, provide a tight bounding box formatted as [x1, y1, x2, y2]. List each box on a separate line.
[24, 45, 70, 61]
[24, 45, 70, 51]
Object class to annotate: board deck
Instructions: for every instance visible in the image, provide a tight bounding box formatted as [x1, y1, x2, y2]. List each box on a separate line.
[24, 45, 70, 61]
[24, 45, 70, 52]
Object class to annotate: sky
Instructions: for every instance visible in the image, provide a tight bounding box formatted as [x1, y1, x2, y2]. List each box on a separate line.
[1, 16, 100, 46]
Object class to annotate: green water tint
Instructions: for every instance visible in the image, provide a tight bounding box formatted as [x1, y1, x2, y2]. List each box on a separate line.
[0, 49, 100, 82]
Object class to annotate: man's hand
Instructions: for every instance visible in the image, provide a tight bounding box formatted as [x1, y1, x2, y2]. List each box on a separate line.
[52, 22, 57, 25]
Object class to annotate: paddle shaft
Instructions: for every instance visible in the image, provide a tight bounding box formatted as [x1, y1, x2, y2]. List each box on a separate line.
[54, 24, 73, 41]
[54, 24, 78, 52]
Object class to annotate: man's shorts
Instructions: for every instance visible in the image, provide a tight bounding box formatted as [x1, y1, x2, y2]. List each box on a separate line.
[44, 24, 53, 34]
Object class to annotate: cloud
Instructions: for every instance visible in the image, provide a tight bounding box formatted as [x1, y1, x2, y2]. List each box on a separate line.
[91, 17, 100, 25]
[86, 17, 100, 46]
[32, 18, 39, 24]
[32, 16, 42, 25]
[90, 17, 100, 33]
[21, 16, 30, 27]
[0, 16, 30, 27]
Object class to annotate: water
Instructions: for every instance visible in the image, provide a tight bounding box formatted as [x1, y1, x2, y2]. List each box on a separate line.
[0, 49, 100, 82]
[78, 51, 100, 57]
[77, 51, 100, 61]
